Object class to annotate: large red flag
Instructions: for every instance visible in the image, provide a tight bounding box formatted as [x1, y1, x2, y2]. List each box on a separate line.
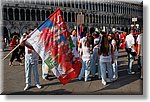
[26, 8, 82, 85]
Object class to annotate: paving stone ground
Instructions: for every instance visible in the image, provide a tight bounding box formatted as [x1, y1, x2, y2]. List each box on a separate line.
[0, 48, 143, 95]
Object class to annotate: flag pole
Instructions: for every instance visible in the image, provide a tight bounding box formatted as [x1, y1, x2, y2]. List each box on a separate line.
[2, 44, 21, 60]
[2, 28, 37, 61]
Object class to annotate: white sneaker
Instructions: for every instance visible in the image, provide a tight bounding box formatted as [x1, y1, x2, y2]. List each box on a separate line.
[128, 71, 135, 75]
[140, 76, 143, 79]
[107, 79, 111, 83]
[36, 84, 42, 89]
[98, 77, 101, 80]
[24, 84, 30, 91]
[102, 80, 107, 85]
[113, 75, 118, 80]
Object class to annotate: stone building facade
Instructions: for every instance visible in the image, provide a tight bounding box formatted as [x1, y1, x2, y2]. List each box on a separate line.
[2, 0, 143, 40]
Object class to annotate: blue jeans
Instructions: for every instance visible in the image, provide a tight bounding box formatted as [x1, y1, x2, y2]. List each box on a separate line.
[25, 59, 40, 85]
[90, 50, 101, 78]
[112, 58, 118, 78]
[78, 60, 91, 81]
[100, 61, 113, 82]
[127, 53, 135, 72]
[42, 61, 49, 79]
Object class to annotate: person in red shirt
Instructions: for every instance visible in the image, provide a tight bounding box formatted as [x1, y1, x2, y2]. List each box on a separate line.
[120, 32, 127, 49]
[9, 35, 23, 66]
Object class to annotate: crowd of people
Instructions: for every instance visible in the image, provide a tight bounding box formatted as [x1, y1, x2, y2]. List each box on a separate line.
[7, 27, 143, 90]
[70, 28, 143, 85]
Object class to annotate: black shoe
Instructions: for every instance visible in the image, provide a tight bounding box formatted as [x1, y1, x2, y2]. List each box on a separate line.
[140, 76, 143, 80]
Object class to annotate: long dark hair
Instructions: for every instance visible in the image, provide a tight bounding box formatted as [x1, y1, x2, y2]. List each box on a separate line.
[84, 36, 94, 54]
[85, 35, 94, 48]
[70, 29, 76, 35]
[100, 35, 110, 55]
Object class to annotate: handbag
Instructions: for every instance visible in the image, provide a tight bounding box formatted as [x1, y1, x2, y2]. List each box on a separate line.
[130, 51, 137, 56]
[125, 48, 131, 53]
[126, 48, 137, 56]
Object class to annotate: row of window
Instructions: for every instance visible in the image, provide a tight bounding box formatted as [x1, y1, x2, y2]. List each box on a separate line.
[62, 2, 142, 16]
[4, 0, 143, 15]
[3, 8, 133, 25]
[18, 0, 143, 15]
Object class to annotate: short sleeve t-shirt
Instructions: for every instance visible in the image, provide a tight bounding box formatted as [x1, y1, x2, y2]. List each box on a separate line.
[94, 38, 100, 45]
[70, 35, 78, 49]
[82, 46, 91, 61]
[111, 39, 118, 58]
[125, 34, 135, 48]
[25, 41, 38, 61]
[79, 37, 87, 49]
[137, 34, 143, 56]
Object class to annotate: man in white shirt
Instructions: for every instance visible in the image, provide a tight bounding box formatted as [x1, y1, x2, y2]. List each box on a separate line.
[125, 29, 136, 75]
[20, 29, 42, 90]
[137, 30, 143, 79]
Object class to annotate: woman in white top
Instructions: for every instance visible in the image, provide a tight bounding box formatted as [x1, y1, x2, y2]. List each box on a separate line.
[79, 32, 88, 56]
[111, 34, 119, 80]
[78, 36, 93, 82]
[70, 29, 79, 57]
[99, 35, 114, 85]
[90, 32, 101, 79]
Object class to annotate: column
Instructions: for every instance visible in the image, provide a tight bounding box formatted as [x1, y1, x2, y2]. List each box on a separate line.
[103, 3, 104, 11]
[30, 9, 32, 21]
[119, 5, 120, 14]
[94, 2, 96, 11]
[45, 10, 46, 20]
[121, 5, 122, 14]
[40, 10, 42, 21]
[78, 0, 79, 9]
[96, 3, 98, 11]
[5, 8, 8, 20]
[98, 15, 99, 23]
[123, 6, 125, 14]
[85, 0, 86, 10]
[81, 0, 83, 9]
[106, 4, 108, 12]
[112, 4, 114, 13]
[89, 1, 90, 10]
[87, 14, 90, 23]
[92, 14, 94, 23]
[91, 2, 92, 10]
[100, 15, 102, 24]
[117, 16, 119, 24]
[71, 12, 72, 22]
[111, 16, 113, 24]
[13, 8, 15, 20]
[74, 0, 76, 8]
[130, 7, 132, 15]
[35, 9, 37, 21]
[24, 9, 26, 21]
[94, 15, 97, 23]
[18, 8, 20, 21]
[108, 15, 111, 24]
[67, 12, 68, 22]
[105, 15, 107, 24]
[75, 12, 77, 23]
[89, 14, 91, 23]
[126, 6, 128, 14]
